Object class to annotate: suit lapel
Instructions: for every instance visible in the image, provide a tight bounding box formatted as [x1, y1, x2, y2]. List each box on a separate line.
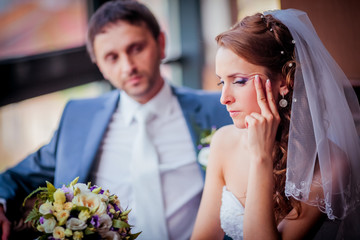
[78, 87, 209, 182]
[172, 87, 206, 151]
[78, 91, 120, 183]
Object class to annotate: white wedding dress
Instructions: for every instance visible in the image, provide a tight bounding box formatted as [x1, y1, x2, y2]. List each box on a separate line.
[220, 186, 244, 240]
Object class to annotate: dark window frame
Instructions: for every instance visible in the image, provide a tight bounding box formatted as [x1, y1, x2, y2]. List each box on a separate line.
[0, 0, 204, 107]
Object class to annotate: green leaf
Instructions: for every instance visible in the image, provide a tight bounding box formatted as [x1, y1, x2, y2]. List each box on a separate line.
[130, 231, 142, 240]
[22, 187, 47, 206]
[69, 176, 79, 187]
[108, 194, 117, 203]
[71, 206, 90, 212]
[91, 186, 102, 194]
[121, 209, 132, 216]
[24, 207, 41, 223]
[46, 181, 56, 192]
[39, 234, 50, 240]
[89, 205, 99, 215]
[43, 213, 55, 219]
[112, 219, 130, 229]
[84, 227, 96, 235]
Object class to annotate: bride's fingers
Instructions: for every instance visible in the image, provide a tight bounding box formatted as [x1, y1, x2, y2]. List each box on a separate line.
[245, 115, 256, 128]
[249, 112, 264, 122]
[254, 75, 272, 116]
[265, 79, 280, 119]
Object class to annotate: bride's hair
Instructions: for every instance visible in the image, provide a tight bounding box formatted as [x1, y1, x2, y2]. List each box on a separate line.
[216, 13, 300, 223]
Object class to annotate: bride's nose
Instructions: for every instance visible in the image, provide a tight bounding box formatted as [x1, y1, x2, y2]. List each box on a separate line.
[220, 86, 235, 105]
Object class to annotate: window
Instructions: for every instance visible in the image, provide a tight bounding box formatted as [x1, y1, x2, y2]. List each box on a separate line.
[0, 0, 87, 59]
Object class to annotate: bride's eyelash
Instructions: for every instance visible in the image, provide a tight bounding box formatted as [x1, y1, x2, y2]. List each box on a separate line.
[233, 77, 249, 84]
[217, 75, 256, 86]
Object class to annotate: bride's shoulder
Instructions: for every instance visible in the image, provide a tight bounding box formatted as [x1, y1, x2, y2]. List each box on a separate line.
[211, 124, 243, 147]
[214, 124, 242, 136]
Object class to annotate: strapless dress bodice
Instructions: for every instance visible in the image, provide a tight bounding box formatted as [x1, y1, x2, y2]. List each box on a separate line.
[220, 186, 244, 240]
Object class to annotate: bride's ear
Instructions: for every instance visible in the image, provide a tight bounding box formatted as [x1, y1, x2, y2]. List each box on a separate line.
[279, 78, 289, 95]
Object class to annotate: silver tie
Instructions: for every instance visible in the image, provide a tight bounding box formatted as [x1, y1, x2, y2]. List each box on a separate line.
[131, 108, 168, 240]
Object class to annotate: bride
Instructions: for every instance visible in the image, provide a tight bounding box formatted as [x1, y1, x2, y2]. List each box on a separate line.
[191, 9, 360, 240]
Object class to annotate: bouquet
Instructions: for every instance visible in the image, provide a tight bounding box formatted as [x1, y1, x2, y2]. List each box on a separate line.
[197, 126, 217, 170]
[23, 177, 140, 240]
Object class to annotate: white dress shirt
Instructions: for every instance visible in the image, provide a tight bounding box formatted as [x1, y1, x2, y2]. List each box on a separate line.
[91, 82, 204, 240]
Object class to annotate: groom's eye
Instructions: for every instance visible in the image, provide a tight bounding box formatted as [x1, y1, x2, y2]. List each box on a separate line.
[217, 80, 224, 86]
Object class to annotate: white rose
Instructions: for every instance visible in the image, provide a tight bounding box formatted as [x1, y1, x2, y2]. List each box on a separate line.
[99, 193, 109, 203]
[97, 214, 113, 237]
[66, 218, 87, 231]
[53, 202, 64, 213]
[73, 183, 90, 193]
[102, 231, 120, 240]
[42, 217, 57, 233]
[53, 226, 66, 239]
[64, 202, 73, 211]
[72, 192, 107, 216]
[198, 146, 210, 167]
[96, 200, 108, 216]
[56, 210, 70, 225]
[39, 201, 53, 215]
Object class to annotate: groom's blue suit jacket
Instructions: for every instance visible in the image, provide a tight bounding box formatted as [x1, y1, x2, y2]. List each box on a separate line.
[0, 86, 232, 201]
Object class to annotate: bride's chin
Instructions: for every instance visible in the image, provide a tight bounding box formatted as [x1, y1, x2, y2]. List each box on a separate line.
[233, 120, 246, 129]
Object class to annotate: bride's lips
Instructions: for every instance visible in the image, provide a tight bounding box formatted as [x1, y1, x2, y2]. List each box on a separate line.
[228, 111, 240, 118]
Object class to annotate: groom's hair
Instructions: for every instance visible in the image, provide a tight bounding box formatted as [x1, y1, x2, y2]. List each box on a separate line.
[86, 0, 161, 62]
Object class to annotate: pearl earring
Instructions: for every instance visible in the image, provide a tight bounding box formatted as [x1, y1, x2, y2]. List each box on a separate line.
[279, 92, 288, 108]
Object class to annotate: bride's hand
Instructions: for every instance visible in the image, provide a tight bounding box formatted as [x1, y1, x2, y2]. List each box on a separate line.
[245, 75, 280, 161]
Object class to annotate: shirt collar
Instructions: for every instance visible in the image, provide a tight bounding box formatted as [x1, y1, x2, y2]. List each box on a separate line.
[120, 81, 174, 126]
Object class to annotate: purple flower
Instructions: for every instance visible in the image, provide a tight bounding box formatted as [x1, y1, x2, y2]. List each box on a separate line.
[90, 185, 105, 194]
[61, 185, 70, 193]
[66, 194, 73, 202]
[113, 204, 120, 212]
[39, 216, 45, 225]
[66, 192, 74, 202]
[90, 215, 100, 228]
[61, 185, 74, 201]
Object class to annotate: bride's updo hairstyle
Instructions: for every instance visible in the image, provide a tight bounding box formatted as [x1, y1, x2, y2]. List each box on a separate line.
[216, 13, 300, 223]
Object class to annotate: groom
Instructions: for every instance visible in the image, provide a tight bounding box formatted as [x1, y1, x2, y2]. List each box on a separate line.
[0, 1, 231, 239]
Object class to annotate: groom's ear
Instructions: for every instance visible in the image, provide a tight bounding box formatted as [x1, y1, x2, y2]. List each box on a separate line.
[157, 32, 166, 60]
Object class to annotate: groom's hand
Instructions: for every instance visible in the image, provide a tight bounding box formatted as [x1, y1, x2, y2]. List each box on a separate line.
[0, 204, 10, 240]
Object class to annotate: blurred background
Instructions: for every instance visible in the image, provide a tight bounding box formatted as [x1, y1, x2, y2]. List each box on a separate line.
[0, 0, 359, 172]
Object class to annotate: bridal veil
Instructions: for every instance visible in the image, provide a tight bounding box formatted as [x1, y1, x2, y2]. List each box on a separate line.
[267, 8, 360, 237]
